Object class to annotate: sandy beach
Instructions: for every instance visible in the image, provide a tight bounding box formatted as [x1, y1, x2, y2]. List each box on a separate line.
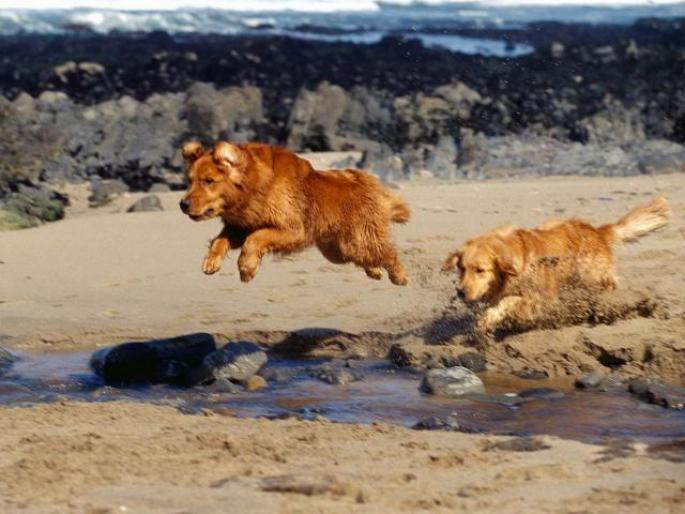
[1, 172, 684, 513]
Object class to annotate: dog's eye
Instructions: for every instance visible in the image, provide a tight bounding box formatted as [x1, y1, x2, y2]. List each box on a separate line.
[476, 268, 486, 274]
[202, 178, 214, 186]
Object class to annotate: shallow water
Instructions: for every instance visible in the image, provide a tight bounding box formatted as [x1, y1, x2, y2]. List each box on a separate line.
[2, 350, 684, 445]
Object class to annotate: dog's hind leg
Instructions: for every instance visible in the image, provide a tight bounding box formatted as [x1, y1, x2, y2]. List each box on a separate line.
[381, 244, 408, 286]
[238, 227, 307, 282]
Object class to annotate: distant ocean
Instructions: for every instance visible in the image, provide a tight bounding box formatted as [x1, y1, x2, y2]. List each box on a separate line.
[1, 1, 683, 57]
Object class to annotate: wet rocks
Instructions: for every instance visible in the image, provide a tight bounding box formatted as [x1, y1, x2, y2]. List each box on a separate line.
[90, 333, 217, 386]
[628, 378, 685, 409]
[127, 194, 163, 213]
[420, 366, 485, 397]
[190, 341, 268, 386]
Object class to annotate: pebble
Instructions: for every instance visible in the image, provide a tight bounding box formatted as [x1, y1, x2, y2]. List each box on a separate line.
[245, 375, 267, 391]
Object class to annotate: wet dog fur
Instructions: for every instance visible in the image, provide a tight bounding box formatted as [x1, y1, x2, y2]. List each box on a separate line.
[180, 141, 410, 284]
[442, 197, 671, 332]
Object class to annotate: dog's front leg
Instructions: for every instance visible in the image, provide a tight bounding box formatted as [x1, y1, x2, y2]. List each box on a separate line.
[238, 227, 306, 282]
[203, 225, 247, 275]
[478, 296, 524, 333]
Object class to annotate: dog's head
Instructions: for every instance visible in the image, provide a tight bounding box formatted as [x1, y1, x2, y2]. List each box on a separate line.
[442, 235, 522, 304]
[179, 141, 249, 221]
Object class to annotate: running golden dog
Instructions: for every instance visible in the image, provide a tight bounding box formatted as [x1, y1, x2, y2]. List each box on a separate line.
[180, 141, 410, 284]
[442, 197, 670, 332]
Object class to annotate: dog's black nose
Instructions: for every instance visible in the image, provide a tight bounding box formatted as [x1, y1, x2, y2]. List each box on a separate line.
[179, 198, 190, 213]
[457, 289, 466, 301]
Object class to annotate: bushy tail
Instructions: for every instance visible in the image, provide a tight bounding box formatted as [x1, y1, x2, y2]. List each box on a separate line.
[600, 196, 671, 245]
[389, 195, 411, 224]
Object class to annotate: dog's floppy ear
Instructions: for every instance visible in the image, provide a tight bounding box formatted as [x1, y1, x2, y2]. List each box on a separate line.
[441, 249, 462, 272]
[182, 141, 204, 163]
[213, 141, 247, 183]
[493, 240, 523, 276]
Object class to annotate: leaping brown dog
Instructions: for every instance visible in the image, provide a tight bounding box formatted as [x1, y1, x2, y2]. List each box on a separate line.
[442, 196, 670, 332]
[180, 141, 410, 284]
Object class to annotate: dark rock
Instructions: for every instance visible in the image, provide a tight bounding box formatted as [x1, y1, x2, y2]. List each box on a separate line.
[420, 366, 485, 397]
[513, 369, 549, 380]
[189, 341, 267, 386]
[90, 332, 217, 386]
[127, 194, 163, 213]
[484, 437, 551, 452]
[89, 179, 129, 207]
[575, 370, 607, 389]
[49, 61, 112, 102]
[518, 388, 565, 400]
[413, 415, 483, 433]
[628, 378, 685, 409]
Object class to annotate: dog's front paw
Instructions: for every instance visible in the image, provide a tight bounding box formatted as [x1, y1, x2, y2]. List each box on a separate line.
[202, 253, 223, 275]
[237, 253, 260, 283]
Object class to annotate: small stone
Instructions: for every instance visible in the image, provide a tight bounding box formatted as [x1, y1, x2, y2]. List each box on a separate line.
[127, 195, 163, 212]
[420, 366, 485, 397]
[190, 341, 267, 386]
[575, 371, 607, 389]
[245, 375, 267, 391]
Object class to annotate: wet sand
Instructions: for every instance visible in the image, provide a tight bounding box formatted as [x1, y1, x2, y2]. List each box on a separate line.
[1, 172, 684, 512]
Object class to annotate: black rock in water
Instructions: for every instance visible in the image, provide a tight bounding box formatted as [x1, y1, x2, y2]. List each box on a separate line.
[90, 332, 217, 386]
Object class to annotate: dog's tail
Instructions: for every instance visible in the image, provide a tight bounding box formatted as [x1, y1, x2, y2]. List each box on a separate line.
[387, 194, 411, 224]
[600, 196, 670, 245]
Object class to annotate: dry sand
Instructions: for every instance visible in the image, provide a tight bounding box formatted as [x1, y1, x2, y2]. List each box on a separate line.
[1, 172, 684, 512]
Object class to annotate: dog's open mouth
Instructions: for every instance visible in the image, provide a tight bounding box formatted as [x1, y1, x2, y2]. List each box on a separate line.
[188, 208, 215, 221]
